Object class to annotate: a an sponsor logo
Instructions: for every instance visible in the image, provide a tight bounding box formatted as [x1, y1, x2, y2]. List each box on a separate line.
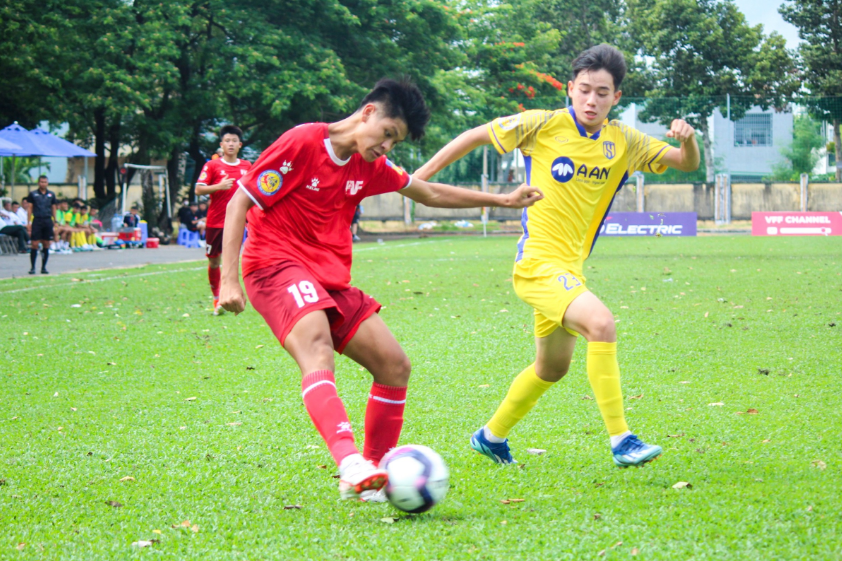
[552, 156, 610, 183]
[603, 141, 615, 159]
[551, 157, 575, 183]
[280, 161, 293, 174]
[346, 180, 364, 196]
[306, 178, 320, 191]
[498, 114, 522, 131]
[257, 170, 282, 196]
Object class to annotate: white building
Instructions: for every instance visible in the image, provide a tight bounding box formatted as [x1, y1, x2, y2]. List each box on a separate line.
[619, 102, 794, 180]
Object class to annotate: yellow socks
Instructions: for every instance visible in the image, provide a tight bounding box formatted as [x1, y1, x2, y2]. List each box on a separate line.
[485, 343, 629, 440]
[487, 364, 554, 439]
[587, 342, 629, 437]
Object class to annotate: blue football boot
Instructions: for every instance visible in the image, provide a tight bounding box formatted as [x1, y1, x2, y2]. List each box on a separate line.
[612, 434, 662, 467]
[470, 427, 517, 464]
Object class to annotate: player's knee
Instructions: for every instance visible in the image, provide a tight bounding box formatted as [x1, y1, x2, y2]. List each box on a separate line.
[310, 334, 334, 362]
[391, 352, 411, 386]
[536, 361, 569, 382]
[584, 313, 616, 342]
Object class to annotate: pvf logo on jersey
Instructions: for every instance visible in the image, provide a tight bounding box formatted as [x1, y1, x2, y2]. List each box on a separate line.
[346, 180, 364, 196]
[551, 157, 575, 183]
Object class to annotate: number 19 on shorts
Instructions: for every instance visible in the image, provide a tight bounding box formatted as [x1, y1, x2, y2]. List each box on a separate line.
[287, 281, 319, 308]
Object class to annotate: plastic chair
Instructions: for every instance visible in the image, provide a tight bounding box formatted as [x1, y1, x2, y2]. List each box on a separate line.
[177, 227, 201, 248]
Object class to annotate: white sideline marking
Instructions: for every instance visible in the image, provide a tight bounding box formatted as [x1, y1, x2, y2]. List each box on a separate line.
[0, 267, 204, 294]
[354, 240, 440, 252]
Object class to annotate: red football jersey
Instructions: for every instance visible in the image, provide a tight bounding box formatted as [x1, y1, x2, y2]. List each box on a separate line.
[238, 123, 411, 290]
[196, 158, 252, 228]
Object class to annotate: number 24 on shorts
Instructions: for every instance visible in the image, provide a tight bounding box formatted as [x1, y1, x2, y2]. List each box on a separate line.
[557, 273, 582, 291]
[288, 281, 319, 307]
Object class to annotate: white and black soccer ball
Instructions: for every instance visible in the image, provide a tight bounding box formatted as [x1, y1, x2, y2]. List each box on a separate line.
[380, 444, 449, 513]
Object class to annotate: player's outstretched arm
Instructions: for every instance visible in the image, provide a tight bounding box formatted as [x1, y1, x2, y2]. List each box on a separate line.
[219, 188, 253, 315]
[660, 119, 701, 172]
[402, 179, 543, 209]
[413, 125, 491, 181]
[196, 178, 234, 196]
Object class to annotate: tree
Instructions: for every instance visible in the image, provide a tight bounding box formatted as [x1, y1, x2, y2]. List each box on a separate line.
[628, 0, 798, 182]
[768, 114, 826, 180]
[780, 0, 842, 180]
[0, 1, 70, 128]
[416, 1, 567, 183]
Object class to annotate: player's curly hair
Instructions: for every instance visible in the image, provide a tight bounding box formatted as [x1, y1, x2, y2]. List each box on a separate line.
[219, 125, 243, 142]
[571, 44, 627, 90]
[358, 78, 431, 141]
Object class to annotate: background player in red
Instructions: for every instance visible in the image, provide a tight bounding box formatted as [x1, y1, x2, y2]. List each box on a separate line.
[195, 125, 252, 315]
[218, 78, 543, 501]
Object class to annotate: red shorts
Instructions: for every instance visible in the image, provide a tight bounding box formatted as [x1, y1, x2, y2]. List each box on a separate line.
[244, 261, 381, 353]
[205, 227, 223, 259]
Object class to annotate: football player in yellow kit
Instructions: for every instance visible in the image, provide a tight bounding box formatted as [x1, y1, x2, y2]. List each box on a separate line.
[414, 44, 700, 467]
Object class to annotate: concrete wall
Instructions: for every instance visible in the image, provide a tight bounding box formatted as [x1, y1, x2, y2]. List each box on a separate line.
[360, 182, 842, 222]
[10, 180, 838, 222]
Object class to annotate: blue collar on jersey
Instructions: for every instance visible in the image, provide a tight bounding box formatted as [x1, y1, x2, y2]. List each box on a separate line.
[568, 106, 603, 141]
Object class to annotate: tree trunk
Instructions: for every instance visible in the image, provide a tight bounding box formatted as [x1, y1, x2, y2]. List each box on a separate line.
[834, 118, 841, 182]
[93, 108, 106, 200]
[698, 115, 715, 183]
[105, 116, 121, 200]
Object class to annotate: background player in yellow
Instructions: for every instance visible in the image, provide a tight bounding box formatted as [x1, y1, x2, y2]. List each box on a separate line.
[414, 44, 700, 467]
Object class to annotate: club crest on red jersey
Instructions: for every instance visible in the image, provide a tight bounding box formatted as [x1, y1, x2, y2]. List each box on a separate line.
[199, 170, 208, 182]
[257, 170, 282, 196]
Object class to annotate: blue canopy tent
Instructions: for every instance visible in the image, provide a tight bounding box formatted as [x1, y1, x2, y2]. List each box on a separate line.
[0, 122, 95, 197]
[0, 137, 22, 154]
[0, 137, 23, 195]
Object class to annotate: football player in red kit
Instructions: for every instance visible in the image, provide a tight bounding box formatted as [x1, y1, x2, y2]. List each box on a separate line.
[195, 125, 252, 314]
[219, 79, 543, 501]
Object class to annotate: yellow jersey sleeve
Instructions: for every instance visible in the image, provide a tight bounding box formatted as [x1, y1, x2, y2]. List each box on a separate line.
[488, 110, 558, 156]
[611, 120, 672, 174]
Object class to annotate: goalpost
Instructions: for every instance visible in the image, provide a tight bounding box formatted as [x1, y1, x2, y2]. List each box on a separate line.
[122, 163, 172, 219]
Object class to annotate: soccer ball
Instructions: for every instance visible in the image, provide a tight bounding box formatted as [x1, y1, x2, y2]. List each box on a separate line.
[380, 444, 449, 513]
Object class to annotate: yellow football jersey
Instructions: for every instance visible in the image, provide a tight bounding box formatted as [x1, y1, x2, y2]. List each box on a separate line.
[488, 107, 671, 278]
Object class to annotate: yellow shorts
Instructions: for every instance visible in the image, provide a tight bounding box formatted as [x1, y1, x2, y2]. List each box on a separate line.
[513, 259, 588, 338]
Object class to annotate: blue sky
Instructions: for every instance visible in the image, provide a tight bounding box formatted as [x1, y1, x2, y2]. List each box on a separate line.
[733, 0, 801, 48]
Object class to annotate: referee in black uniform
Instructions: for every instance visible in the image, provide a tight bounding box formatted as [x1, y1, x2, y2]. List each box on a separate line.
[25, 175, 57, 275]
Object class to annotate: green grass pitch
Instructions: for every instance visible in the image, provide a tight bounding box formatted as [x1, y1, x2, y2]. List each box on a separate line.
[1, 236, 840, 560]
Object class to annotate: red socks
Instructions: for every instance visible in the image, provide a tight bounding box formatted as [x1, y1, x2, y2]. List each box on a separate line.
[208, 265, 221, 298]
[301, 370, 359, 465]
[300, 372, 407, 466]
[364, 383, 407, 465]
